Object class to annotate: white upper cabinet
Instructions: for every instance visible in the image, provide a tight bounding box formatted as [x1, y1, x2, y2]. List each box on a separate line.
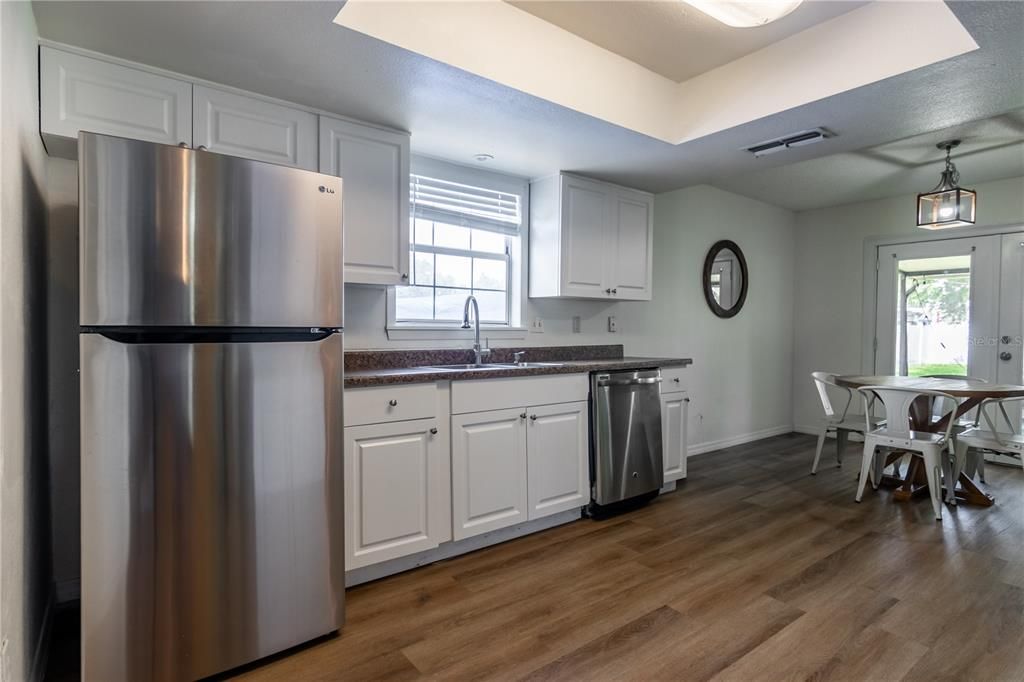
[40, 46, 192, 157]
[526, 401, 589, 519]
[320, 116, 411, 286]
[529, 173, 653, 300]
[609, 188, 654, 299]
[193, 86, 317, 170]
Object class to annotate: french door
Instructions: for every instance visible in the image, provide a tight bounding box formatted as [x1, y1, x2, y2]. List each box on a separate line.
[874, 233, 1024, 384]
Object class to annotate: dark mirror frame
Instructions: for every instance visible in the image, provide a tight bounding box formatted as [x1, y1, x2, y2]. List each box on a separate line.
[702, 239, 748, 319]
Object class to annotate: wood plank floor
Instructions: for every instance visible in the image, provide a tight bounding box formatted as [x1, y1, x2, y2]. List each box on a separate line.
[233, 433, 1024, 682]
[46, 433, 1024, 681]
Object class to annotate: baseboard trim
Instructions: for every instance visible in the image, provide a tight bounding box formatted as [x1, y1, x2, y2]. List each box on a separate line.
[29, 588, 56, 682]
[345, 509, 582, 587]
[688, 425, 794, 456]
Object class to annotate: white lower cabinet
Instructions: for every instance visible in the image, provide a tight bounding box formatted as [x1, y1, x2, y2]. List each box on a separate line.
[344, 417, 448, 569]
[452, 400, 589, 541]
[526, 401, 589, 519]
[451, 408, 529, 541]
[661, 391, 689, 482]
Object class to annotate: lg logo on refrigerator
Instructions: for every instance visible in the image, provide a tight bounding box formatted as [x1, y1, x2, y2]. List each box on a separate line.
[318, 185, 335, 195]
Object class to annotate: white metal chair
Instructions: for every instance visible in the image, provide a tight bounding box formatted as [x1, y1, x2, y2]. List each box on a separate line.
[810, 372, 883, 475]
[954, 397, 1024, 486]
[855, 386, 958, 521]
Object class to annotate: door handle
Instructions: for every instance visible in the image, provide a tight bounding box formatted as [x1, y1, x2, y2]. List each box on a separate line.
[1000, 351, 1013, 361]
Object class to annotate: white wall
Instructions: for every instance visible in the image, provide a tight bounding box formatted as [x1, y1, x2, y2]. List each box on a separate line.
[792, 175, 1024, 432]
[616, 185, 797, 453]
[0, 2, 54, 680]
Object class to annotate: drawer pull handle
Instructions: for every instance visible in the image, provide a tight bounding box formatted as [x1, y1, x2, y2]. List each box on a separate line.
[429, 427, 438, 435]
[388, 399, 398, 407]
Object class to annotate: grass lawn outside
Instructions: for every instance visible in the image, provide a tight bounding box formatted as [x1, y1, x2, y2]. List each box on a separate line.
[908, 363, 967, 377]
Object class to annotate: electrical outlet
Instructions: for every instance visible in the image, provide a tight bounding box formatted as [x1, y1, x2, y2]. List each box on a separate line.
[572, 316, 581, 333]
[531, 317, 545, 333]
[607, 316, 617, 333]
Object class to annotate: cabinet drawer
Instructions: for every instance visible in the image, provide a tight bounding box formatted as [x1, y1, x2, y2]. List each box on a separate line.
[345, 383, 437, 426]
[451, 374, 589, 414]
[661, 366, 688, 392]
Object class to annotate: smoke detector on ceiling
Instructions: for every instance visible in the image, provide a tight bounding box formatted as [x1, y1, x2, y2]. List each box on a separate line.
[743, 128, 834, 157]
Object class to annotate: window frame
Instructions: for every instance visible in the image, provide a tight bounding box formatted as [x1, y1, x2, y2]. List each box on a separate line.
[386, 156, 529, 340]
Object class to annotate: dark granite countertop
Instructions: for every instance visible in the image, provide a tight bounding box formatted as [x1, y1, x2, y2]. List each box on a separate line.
[344, 345, 692, 388]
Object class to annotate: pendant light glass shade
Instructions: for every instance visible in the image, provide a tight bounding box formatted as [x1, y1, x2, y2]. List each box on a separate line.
[917, 140, 976, 229]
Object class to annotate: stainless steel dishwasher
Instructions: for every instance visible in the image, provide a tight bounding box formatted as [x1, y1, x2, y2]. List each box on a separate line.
[589, 368, 664, 514]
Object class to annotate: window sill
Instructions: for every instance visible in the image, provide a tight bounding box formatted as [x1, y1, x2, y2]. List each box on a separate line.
[385, 325, 529, 341]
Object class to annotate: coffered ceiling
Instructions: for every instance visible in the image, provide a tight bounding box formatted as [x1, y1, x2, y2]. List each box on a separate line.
[30, 1, 1024, 210]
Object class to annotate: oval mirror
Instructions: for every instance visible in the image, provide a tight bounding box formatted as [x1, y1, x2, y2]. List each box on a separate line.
[702, 240, 748, 318]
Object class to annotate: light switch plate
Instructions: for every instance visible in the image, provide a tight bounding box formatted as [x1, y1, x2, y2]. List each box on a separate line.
[531, 317, 545, 333]
[572, 316, 581, 333]
[607, 316, 617, 333]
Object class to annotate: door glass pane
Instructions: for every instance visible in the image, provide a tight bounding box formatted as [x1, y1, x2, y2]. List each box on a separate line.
[895, 255, 970, 376]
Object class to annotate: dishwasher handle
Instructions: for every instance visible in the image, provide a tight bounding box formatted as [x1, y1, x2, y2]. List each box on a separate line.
[596, 376, 662, 387]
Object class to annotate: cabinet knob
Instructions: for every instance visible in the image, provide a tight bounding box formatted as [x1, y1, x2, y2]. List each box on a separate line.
[529, 414, 538, 421]
[611, 288, 618, 295]
[401, 273, 409, 280]
[520, 412, 527, 419]
[196, 145, 208, 151]
[1000, 351, 1013, 361]
[604, 288, 611, 294]
[429, 427, 438, 435]
[388, 399, 398, 407]
[177, 142, 189, 148]
[684, 398, 691, 403]
[673, 377, 680, 383]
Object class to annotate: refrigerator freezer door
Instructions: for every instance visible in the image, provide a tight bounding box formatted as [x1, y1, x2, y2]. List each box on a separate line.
[79, 132, 343, 328]
[80, 333, 344, 681]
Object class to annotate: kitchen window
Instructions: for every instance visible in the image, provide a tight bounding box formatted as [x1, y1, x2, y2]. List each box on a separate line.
[388, 158, 528, 339]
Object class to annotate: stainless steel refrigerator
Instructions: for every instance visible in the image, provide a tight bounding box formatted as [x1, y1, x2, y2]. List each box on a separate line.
[78, 132, 345, 681]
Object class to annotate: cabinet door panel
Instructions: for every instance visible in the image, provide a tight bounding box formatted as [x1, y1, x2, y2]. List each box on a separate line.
[344, 418, 444, 569]
[320, 117, 410, 285]
[560, 176, 609, 298]
[662, 392, 688, 482]
[451, 408, 527, 540]
[610, 190, 653, 300]
[193, 86, 317, 170]
[527, 401, 589, 519]
[40, 47, 192, 156]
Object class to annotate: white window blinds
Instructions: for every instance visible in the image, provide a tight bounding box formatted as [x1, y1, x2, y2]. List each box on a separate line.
[410, 173, 522, 236]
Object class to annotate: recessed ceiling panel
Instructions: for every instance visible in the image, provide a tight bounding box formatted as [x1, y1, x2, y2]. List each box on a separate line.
[507, 0, 868, 83]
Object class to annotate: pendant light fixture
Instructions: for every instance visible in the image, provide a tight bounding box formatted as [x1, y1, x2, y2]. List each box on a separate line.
[917, 139, 977, 229]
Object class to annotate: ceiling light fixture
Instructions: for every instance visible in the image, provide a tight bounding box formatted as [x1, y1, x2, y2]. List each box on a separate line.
[917, 140, 977, 230]
[682, 0, 804, 28]
[473, 153, 494, 162]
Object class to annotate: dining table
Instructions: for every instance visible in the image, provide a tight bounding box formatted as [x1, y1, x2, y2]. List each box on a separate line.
[835, 375, 1024, 507]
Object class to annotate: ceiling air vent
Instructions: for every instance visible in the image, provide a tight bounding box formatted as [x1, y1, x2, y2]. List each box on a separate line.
[744, 128, 833, 158]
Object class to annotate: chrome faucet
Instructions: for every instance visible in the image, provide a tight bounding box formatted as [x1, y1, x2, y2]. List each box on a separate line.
[461, 295, 491, 366]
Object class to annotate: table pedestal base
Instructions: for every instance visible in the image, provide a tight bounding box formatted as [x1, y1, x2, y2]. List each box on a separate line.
[877, 453, 993, 507]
